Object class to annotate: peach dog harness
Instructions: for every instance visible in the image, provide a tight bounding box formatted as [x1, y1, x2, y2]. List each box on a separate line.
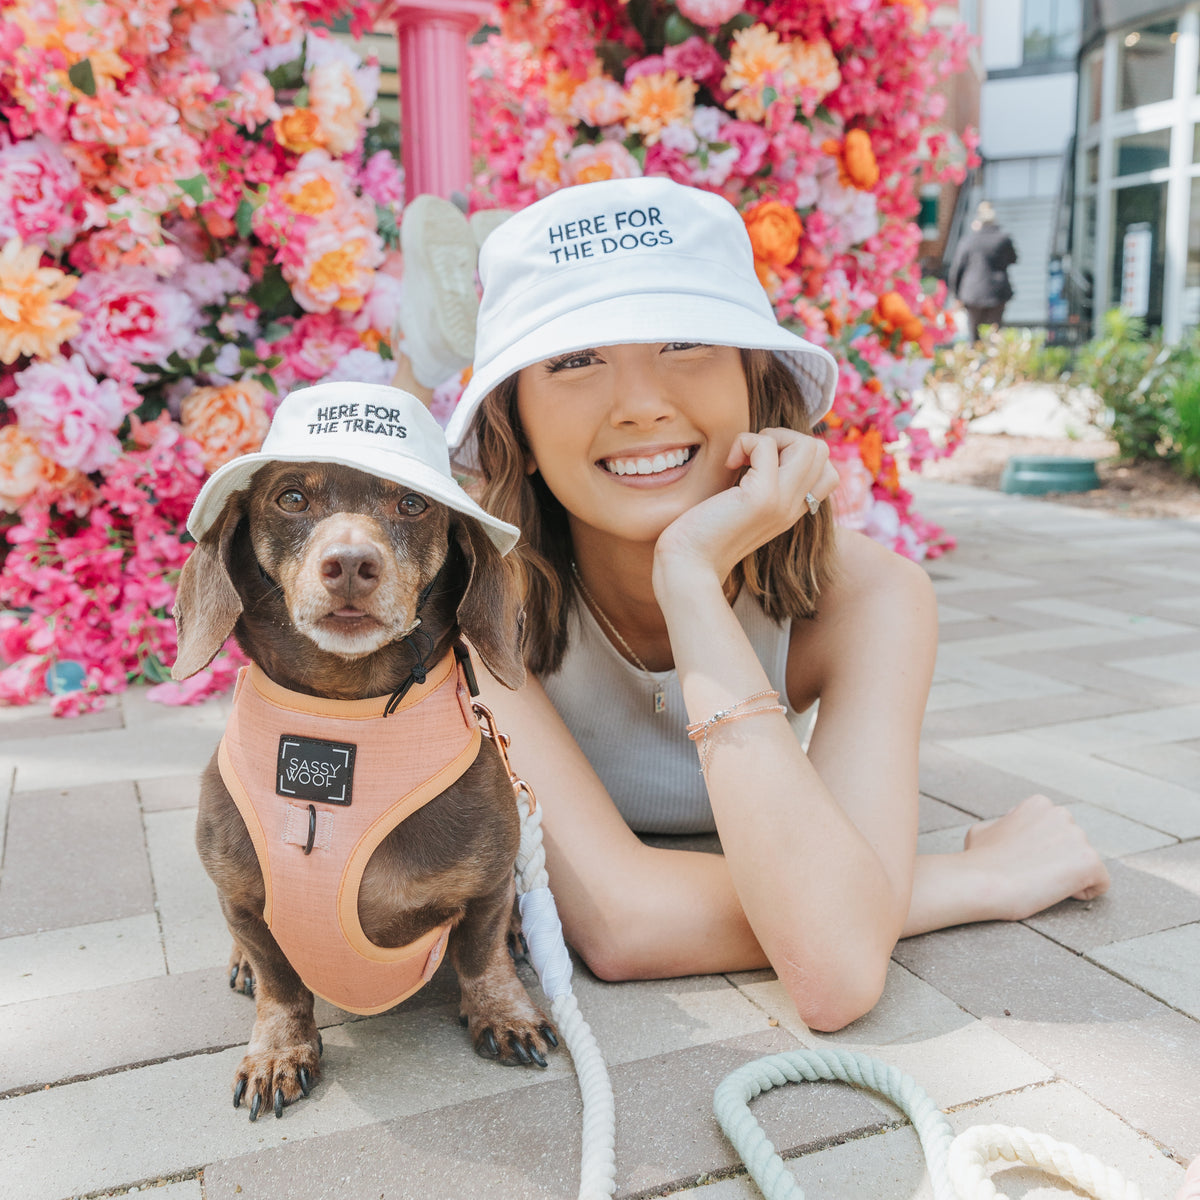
[218, 649, 481, 1015]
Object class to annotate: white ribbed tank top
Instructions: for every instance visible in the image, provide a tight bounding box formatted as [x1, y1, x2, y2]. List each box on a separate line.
[540, 590, 796, 835]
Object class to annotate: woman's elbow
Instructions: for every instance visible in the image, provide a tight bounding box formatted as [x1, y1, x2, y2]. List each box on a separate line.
[779, 953, 890, 1033]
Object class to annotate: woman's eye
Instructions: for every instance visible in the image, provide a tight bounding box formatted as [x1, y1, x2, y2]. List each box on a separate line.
[398, 492, 428, 516]
[546, 350, 599, 372]
[276, 489, 308, 512]
[663, 341, 704, 352]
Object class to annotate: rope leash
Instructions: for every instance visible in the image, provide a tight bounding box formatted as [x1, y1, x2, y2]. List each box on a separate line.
[477, 702, 617, 1200]
[714, 1049, 1151, 1200]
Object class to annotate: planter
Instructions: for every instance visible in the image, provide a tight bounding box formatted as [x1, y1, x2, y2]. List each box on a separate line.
[1000, 455, 1101, 495]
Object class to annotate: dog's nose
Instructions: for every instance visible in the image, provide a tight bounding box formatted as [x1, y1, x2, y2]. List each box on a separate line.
[320, 544, 382, 598]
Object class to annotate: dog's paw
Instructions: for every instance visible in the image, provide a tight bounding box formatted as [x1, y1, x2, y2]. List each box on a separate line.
[233, 1040, 321, 1121]
[465, 1010, 558, 1068]
[227, 943, 255, 998]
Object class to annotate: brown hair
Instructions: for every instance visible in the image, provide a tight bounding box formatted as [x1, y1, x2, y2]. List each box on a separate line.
[474, 348, 837, 675]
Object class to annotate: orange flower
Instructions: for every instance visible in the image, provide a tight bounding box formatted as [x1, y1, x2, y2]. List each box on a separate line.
[521, 129, 564, 188]
[790, 38, 841, 97]
[0, 424, 75, 512]
[823, 130, 879, 191]
[858, 427, 884, 477]
[743, 200, 802, 272]
[624, 70, 697, 145]
[0, 239, 82, 365]
[545, 68, 585, 120]
[307, 239, 372, 312]
[876, 291, 924, 342]
[179, 380, 272, 474]
[283, 176, 339, 216]
[274, 108, 324, 154]
[887, 0, 928, 24]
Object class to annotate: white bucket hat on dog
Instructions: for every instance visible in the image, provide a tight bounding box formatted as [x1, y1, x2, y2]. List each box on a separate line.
[187, 383, 519, 554]
[444, 176, 839, 464]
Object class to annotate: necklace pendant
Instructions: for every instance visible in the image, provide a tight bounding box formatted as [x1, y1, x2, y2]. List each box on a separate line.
[653, 686, 666, 715]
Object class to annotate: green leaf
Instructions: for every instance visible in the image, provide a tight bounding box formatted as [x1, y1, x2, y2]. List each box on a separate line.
[762, 86, 778, 108]
[664, 12, 701, 45]
[260, 321, 290, 342]
[68, 59, 96, 96]
[265, 56, 306, 91]
[257, 373, 279, 396]
[239, 346, 259, 368]
[235, 198, 254, 239]
[249, 263, 301, 319]
[140, 654, 172, 684]
[176, 174, 211, 205]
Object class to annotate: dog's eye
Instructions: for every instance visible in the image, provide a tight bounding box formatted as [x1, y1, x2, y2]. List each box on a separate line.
[277, 489, 308, 513]
[398, 493, 428, 516]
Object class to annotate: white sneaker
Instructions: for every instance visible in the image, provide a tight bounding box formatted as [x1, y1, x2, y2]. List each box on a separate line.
[469, 208, 513, 250]
[398, 195, 479, 388]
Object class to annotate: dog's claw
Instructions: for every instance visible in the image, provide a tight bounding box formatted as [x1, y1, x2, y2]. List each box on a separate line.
[229, 965, 239, 989]
[459, 1014, 469, 1027]
[519, 933, 529, 957]
[482, 1029, 500, 1058]
[274, 1087, 285, 1119]
[249, 1093, 261, 1122]
[233, 1079, 247, 1109]
[510, 1037, 531, 1065]
[298, 1067, 311, 1096]
[528, 1042, 548, 1068]
[540, 1024, 558, 1049]
[241, 976, 254, 998]
[317, 1032, 324, 1057]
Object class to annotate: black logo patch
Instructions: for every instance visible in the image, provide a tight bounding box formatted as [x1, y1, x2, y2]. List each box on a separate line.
[276, 736, 356, 806]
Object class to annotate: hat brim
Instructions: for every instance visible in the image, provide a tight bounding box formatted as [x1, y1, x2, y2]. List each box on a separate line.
[445, 291, 839, 462]
[187, 450, 520, 555]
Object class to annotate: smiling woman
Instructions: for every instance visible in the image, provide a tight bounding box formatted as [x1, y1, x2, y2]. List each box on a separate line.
[395, 176, 1110, 1032]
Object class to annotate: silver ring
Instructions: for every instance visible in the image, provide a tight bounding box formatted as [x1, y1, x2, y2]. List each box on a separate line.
[805, 492, 820, 516]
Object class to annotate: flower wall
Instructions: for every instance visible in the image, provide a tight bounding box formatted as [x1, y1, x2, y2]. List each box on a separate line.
[470, 0, 977, 551]
[1, 0, 975, 715]
[0, 0, 399, 713]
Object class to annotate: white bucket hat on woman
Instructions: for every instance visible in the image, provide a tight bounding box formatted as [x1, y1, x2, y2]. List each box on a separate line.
[187, 382, 519, 554]
[444, 176, 839, 464]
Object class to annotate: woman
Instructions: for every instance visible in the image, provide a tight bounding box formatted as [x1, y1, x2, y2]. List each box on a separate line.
[395, 177, 1108, 1031]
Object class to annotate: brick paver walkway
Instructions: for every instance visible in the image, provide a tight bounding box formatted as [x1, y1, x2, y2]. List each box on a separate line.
[2, 479, 1198, 1200]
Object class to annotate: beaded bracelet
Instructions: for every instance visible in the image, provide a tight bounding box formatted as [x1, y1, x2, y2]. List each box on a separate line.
[685, 688, 787, 774]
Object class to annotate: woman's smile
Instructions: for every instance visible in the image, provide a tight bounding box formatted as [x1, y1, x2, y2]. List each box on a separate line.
[597, 444, 696, 482]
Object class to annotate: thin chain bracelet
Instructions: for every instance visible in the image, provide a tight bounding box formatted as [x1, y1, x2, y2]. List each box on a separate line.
[685, 688, 787, 774]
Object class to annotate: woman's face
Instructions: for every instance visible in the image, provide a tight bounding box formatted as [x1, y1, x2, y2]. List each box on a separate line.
[515, 342, 751, 547]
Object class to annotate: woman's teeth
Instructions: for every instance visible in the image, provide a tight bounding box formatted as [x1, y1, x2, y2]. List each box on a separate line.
[604, 447, 692, 476]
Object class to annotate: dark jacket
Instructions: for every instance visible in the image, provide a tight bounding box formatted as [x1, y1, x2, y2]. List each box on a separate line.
[949, 224, 1017, 307]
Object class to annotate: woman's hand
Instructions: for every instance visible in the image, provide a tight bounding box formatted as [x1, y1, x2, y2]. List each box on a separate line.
[652, 427, 840, 598]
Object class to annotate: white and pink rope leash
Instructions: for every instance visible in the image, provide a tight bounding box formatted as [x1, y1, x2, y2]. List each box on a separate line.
[714, 1047, 1196, 1200]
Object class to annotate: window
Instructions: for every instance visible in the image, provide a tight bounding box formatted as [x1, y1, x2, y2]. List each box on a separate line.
[1115, 128, 1171, 177]
[1023, 0, 1081, 65]
[1117, 20, 1178, 110]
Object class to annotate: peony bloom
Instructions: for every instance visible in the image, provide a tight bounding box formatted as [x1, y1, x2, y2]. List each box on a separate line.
[0, 423, 76, 512]
[743, 199, 803, 274]
[791, 38, 842, 107]
[829, 444, 875, 530]
[225, 69, 281, 134]
[723, 25, 793, 122]
[568, 76, 627, 128]
[67, 268, 200, 384]
[359, 150, 405, 209]
[663, 37, 727, 89]
[624, 70, 697, 146]
[8, 354, 140, 474]
[562, 141, 644, 185]
[0, 238, 82, 365]
[308, 60, 369, 155]
[179, 379, 272, 473]
[0, 135, 85, 254]
[676, 0, 743, 26]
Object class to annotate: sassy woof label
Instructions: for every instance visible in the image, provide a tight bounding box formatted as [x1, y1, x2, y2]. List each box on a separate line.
[277, 736, 356, 805]
[544, 205, 674, 264]
[305, 401, 408, 439]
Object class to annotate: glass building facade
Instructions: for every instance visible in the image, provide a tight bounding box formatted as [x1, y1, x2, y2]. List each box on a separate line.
[1072, 6, 1200, 339]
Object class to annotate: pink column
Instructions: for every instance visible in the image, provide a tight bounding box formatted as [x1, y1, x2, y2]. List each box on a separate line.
[391, 0, 492, 201]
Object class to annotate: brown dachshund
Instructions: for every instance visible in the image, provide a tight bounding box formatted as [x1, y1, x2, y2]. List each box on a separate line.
[173, 458, 556, 1121]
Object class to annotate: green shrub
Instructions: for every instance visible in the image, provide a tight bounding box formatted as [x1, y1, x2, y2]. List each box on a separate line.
[1171, 369, 1200, 480]
[1072, 310, 1182, 462]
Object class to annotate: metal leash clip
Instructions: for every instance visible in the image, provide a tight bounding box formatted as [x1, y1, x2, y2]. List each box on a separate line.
[472, 700, 537, 813]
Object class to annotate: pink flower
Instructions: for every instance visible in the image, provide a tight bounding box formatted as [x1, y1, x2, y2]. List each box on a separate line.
[676, 0, 744, 27]
[562, 141, 644, 186]
[663, 37, 726, 88]
[359, 150, 405, 209]
[723, 120, 771, 175]
[623, 56, 668, 84]
[568, 77, 627, 127]
[829, 444, 875, 530]
[8, 355, 140, 474]
[68, 268, 200, 384]
[0, 136, 86, 254]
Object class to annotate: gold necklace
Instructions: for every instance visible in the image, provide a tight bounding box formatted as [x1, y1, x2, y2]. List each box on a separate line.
[570, 560, 669, 715]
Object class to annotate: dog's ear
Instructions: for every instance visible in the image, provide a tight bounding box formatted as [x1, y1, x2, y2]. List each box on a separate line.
[451, 518, 526, 691]
[171, 499, 246, 680]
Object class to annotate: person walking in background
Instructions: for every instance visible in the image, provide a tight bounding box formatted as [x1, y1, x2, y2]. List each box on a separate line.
[949, 200, 1017, 341]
